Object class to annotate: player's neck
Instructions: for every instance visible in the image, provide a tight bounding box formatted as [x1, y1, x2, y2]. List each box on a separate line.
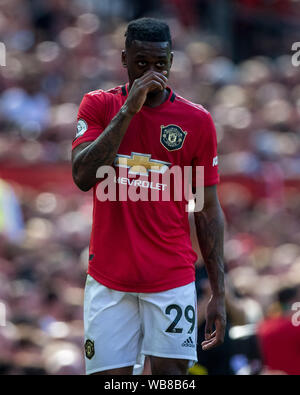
[144, 88, 169, 108]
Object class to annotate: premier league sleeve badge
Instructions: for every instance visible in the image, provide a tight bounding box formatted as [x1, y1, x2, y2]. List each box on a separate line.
[160, 124, 187, 151]
[76, 118, 88, 139]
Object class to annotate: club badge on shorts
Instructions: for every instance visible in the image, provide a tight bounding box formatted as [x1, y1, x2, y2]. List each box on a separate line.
[160, 124, 187, 151]
[85, 339, 95, 359]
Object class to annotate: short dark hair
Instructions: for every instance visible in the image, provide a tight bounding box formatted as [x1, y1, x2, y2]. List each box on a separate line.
[125, 18, 172, 49]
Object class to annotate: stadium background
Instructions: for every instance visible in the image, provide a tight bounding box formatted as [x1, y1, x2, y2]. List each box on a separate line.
[0, 0, 300, 375]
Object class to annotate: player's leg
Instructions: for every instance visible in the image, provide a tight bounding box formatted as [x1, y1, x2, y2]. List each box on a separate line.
[84, 275, 142, 375]
[140, 282, 197, 375]
[91, 366, 133, 375]
[150, 356, 189, 375]
[142, 355, 152, 374]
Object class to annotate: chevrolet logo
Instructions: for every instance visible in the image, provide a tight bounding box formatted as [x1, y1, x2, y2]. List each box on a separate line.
[114, 152, 171, 175]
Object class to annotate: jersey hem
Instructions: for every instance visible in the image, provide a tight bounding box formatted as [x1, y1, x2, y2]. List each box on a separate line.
[87, 267, 195, 293]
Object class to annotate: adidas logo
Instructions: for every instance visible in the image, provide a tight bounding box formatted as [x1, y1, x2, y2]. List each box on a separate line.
[181, 336, 195, 348]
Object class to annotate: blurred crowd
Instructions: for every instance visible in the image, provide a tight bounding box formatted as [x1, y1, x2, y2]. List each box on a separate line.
[0, 0, 300, 375]
[0, 185, 92, 374]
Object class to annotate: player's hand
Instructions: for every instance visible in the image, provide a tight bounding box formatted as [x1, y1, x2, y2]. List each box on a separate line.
[201, 295, 226, 351]
[122, 70, 168, 115]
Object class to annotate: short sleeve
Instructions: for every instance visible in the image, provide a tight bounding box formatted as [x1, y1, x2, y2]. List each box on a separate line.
[72, 91, 106, 150]
[192, 111, 219, 188]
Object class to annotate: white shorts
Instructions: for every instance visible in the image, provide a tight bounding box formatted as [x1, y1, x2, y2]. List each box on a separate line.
[83, 275, 198, 374]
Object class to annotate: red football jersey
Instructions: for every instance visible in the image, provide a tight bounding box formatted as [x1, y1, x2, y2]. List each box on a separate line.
[72, 84, 219, 292]
[257, 316, 300, 375]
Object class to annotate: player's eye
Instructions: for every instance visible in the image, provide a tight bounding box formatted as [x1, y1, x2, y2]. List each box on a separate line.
[137, 61, 147, 67]
[156, 62, 166, 68]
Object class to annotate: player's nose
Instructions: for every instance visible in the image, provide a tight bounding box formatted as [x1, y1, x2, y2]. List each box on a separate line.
[147, 64, 159, 73]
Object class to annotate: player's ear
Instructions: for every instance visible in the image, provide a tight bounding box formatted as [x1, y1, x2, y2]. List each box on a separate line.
[170, 52, 174, 68]
[121, 50, 127, 68]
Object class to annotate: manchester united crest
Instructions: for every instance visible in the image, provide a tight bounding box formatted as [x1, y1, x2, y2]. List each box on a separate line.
[85, 339, 95, 359]
[160, 124, 187, 151]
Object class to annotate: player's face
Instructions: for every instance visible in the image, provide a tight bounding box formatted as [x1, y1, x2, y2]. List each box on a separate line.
[122, 40, 173, 86]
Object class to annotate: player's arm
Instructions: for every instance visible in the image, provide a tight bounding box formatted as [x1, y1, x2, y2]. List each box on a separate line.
[72, 71, 168, 191]
[72, 109, 133, 191]
[193, 184, 226, 350]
